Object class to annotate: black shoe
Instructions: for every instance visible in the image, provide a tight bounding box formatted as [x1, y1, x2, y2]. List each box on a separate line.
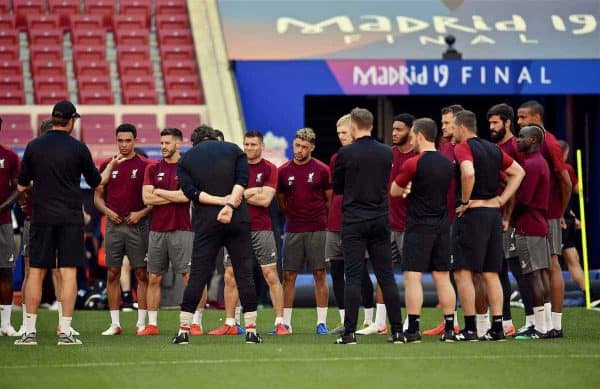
[335, 332, 357, 344]
[402, 331, 422, 343]
[515, 325, 534, 338]
[547, 329, 564, 338]
[171, 331, 189, 345]
[479, 329, 506, 341]
[245, 331, 263, 344]
[515, 327, 548, 340]
[454, 329, 478, 341]
[440, 329, 457, 342]
[388, 331, 404, 344]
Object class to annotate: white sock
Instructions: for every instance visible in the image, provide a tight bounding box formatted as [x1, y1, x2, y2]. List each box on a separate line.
[179, 311, 193, 333]
[225, 317, 236, 326]
[274, 316, 284, 325]
[476, 313, 490, 337]
[137, 309, 147, 327]
[25, 313, 37, 334]
[60, 316, 72, 334]
[544, 303, 552, 331]
[525, 314, 534, 327]
[533, 306, 546, 333]
[551, 312, 562, 331]
[22, 303, 27, 325]
[502, 319, 513, 330]
[363, 307, 374, 325]
[0, 304, 12, 328]
[338, 309, 345, 323]
[57, 301, 63, 327]
[453, 311, 459, 328]
[316, 306, 327, 325]
[193, 309, 203, 325]
[283, 308, 293, 327]
[234, 306, 241, 324]
[375, 303, 386, 328]
[110, 310, 120, 327]
[244, 311, 257, 333]
[402, 316, 409, 331]
[148, 311, 158, 326]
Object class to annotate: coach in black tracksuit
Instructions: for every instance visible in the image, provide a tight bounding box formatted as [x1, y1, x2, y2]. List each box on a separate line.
[333, 108, 403, 344]
[172, 125, 261, 344]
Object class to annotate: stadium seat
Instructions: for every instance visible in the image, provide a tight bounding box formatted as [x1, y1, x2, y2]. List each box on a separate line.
[49, 0, 82, 30]
[13, 0, 45, 29]
[84, 0, 116, 29]
[164, 74, 200, 91]
[73, 45, 106, 63]
[120, 74, 155, 92]
[156, 14, 189, 31]
[157, 28, 193, 46]
[26, 15, 61, 31]
[0, 60, 22, 76]
[72, 28, 106, 47]
[114, 28, 149, 46]
[121, 113, 159, 144]
[122, 89, 157, 104]
[79, 89, 114, 104]
[155, 0, 188, 16]
[165, 113, 201, 140]
[161, 59, 197, 77]
[0, 114, 34, 145]
[33, 75, 68, 94]
[0, 15, 16, 30]
[29, 29, 63, 46]
[80, 113, 115, 144]
[69, 15, 104, 32]
[159, 44, 196, 61]
[30, 44, 63, 63]
[77, 74, 111, 92]
[118, 59, 153, 77]
[0, 75, 24, 91]
[165, 89, 203, 105]
[0, 30, 19, 47]
[74, 59, 110, 77]
[0, 90, 25, 104]
[35, 88, 70, 104]
[0, 46, 19, 61]
[31, 61, 66, 78]
[119, 0, 151, 28]
[112, 14, 146, 31]
[0, 1, 10, 14]
[116, 45, 150, 62]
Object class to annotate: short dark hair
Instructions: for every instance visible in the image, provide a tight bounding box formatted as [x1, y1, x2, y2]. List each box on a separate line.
[392, 113, 415, 128]
[51, 117, 70, 127]
[454, 110, 477, 133]
[350, 107, 374, 129]
[441, 104, 464, 115]
[191, 124, 217, 145]
[214, 129, 224, 141]
[487, 103, 514, 123]
[116, 123, 137, 138]
[521, 125, 544, 145]
[413, 118, 438, 142]
[40, 119, 53, 134]
[245, 130, 264, 142]
[160, 127, 183, 140]
[558, 139, 569, 153]
[519, 100, 544, 119]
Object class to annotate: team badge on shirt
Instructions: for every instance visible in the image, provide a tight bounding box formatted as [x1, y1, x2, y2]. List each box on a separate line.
[256, 173, 263, 183]
[287, 176, 295, 186]
[308, 172, 315, 183]
[131, 169, 138, 179]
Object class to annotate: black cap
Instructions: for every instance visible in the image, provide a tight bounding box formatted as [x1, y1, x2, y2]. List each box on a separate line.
[51, 100, 80, 120]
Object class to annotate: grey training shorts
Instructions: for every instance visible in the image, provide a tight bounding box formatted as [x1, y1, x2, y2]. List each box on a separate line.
[224, 230, 278, 267]
[0, 224, 16, 268]
[547, 218, 562, 256]
[502, 226, 517, 259]
[104, 218, 149, 268]
[325, 231, 343, 261]
[516, 234, 551, 274]
[283, 231, 326, 272]
[146, 230, 193, 275]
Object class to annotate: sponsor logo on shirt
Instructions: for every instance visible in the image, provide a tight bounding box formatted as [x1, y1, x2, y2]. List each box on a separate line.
[111, 170, 119, 179]
[131, 169, 138, 179]
[287, 176, 295, 186]
[307, 172, 315, 183]
[256, 172, 263, 183]
[0, 159, 4, 169]
[157, 172, 165, 181]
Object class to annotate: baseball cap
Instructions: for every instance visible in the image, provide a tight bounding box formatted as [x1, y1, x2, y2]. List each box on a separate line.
[51, 100, 80, 120]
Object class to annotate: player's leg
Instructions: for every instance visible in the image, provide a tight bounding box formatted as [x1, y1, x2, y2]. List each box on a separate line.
[431, 229, 457, 340]
[18, 220, 31, 335]
[282, 232, 303, 332]
[126, 220, 150, 333]
[562, 247, 585, 291]
[547, 219, 564, 336]
[0, 223, 16, 336]
[142, 231, 168, 335]
[103, 221, 126, 335]
[473, 273, 490, 337]
[360, 263, 374, 326]
[326, 231, 344, 333]
[307, 231, 328, 334]
[120, 257, 133, 310]
[209, 261, 243, 335]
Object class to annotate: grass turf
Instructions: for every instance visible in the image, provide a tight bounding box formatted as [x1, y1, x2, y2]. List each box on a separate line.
[1, 307, 599, 388]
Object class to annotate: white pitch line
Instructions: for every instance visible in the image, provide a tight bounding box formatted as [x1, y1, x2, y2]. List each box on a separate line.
[2, 354, 599, 370]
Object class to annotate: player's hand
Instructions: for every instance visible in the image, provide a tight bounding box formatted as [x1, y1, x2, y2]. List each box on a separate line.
[402, 182, 412, 198]
[125, 210, 145, 225]
[575, 218, 581, 230]
[109, 154, 127, 167]
[456, 201, 471, 218]
[217, 206, 233, 224]
[107, 210, 123, 224]
[502, 219, 509, 232]
[560, 217, 567, 230]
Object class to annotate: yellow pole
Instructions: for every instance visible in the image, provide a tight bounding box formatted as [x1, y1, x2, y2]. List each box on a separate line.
[576, 150, 591, 309]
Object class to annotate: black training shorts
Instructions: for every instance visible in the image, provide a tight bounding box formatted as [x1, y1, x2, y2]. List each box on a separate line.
[29, 223, 85, 268]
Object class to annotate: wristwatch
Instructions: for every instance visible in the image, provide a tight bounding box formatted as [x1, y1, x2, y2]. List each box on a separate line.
[460, 199, 470, 205]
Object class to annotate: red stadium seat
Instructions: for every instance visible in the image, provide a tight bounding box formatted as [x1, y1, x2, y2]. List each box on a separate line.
[0, 75, 24, 91]
[156, 14, 189, 31]
[164, 74, 200, 91]
[33, 75, 68, 93]
[122, 89, 157, 104]
[0, 114, 33, 145]
[120, 74, 155, 92]
[49, 0, 82, 30]
[157, 28, 193, 46]
[121, 113, 158, 144]
[114, 28, 149, 46]
[31, 61, 66, 78]
[84, 0, 116, 29]
[118, 59, 153, 77]
[74, 59, 110, 77]
[79, 89, 114, 104]
[26, 15, 61, 31]
[116, 45, 150, 62]
[80, 113, 115, 144]
[112, 14, 146, 31]
[77, 74, 111, 92]
[71, 28, 106, 47]
[0, 60, 22, 76]
[155, 0, 188, 16]
[119, 1, 151, 28]
[0, 90, 25, 104]
[0, 46, 19, 61]
[0, 15, 16, 30]
[69, 15, 104, 32]
[29, 29, 63, 46]
[0, 30, 19, 47]
[161, 59, 197, 77]
[165, 89, 203, 105]
[30, 45, 63, 63]
[35, 88, 70, 104]
[159, 44, 195, 61]
[0, 1, 10, 14]
[72, 45, 105, 63]
[165, 113, 201, 138]
[13, 0, 45, 29]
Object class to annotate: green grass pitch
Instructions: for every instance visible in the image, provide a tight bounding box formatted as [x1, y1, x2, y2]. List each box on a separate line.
[1, 308, 599, 388]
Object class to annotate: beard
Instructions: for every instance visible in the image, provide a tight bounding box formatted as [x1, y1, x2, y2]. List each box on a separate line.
[395, 134, 409, 147]
[490, 127, 506, 143]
